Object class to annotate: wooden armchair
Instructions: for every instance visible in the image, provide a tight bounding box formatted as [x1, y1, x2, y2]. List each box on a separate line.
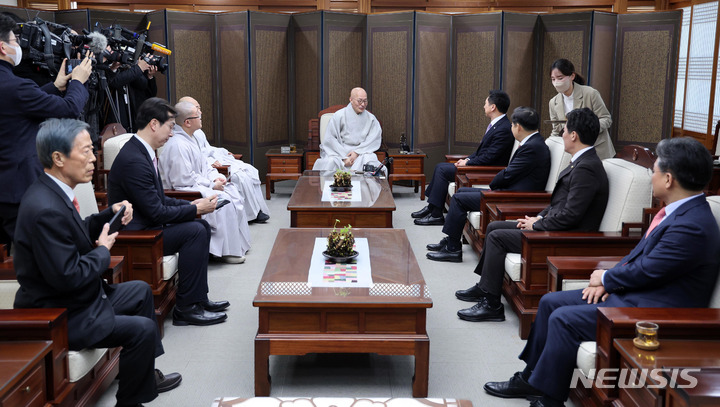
[305, 105, 387, 171]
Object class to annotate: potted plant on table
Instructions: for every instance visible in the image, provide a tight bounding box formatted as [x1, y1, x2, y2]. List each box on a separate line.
[323, 220, 358, 263]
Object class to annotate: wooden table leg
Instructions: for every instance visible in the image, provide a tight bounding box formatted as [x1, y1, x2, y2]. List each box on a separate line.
[265, 180, 271, 200]
[420, 176, 426, 200]
[412, 338, 429, 397]
[254, 338, 271, 396]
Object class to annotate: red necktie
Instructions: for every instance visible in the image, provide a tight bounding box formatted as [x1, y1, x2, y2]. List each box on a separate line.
[72, 197, 80, 214]
[645, 207, 666, 238]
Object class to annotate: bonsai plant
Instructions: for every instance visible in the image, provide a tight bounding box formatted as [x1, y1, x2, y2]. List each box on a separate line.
[326, 219, 355, 257]
[332, 169, 352, 188]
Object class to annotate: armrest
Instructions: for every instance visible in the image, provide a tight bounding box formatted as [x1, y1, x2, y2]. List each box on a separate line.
[0, 308, 70, 401]
[546, 256, 624, 292]
[216, 165, 230, 176]
[445, 154, 467, 163]
[113, 230, 164, 286]
[164, 190, 203, 201]
[491, 203, 549, 221]
[232, 153, 243, 161]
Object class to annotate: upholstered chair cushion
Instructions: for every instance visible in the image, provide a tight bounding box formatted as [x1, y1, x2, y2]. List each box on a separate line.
[103, 133, 134, 169]
[163, 254, 179, 281]
[545, 136, 570, 193]
[319, 113, 334, 144]
[598, 159, 653, 232]
[68, 348, 108, 382]
[0, 280, 20, 309]
[562, 279, 590, 291]
[468, 211, 481, 230]
[576, 341, 597, 379]
[74, 182, 100, 218]
[505, 253, 522, 282]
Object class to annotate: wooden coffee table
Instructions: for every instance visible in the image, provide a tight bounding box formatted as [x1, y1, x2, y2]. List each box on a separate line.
[287, 171, 396, 228]
[253, 228, 432, 397]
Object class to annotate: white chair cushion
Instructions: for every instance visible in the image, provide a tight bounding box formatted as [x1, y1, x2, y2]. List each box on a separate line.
[163, 254, 179, 281]
[468, 211, 481, 230]
[598, 159, 653, 232]
[448, 182, 456, 197]
[73, 182, 100, 218]
[505, 253, 522, 282]
[319, 113, 334, 144]
[562, 279, 590, 291]
[545, 136, 570, 192]
[68, 348, 108, 382]
[472, 184, 490, 189]
[0, 280, 20, 309]
[103, 133, 134, 169]
[576, 341, 597, 379]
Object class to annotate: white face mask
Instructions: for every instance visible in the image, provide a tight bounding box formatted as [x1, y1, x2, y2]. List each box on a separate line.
[4, 42, 22, 66]
[553, 77, 572, 94]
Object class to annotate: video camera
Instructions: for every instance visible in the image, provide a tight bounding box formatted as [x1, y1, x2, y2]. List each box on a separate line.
[15, 18, 73, 75]
[99, 22, 171, 73]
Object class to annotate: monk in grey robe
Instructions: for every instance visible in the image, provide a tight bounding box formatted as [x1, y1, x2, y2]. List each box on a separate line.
[313, 87, 384, 174]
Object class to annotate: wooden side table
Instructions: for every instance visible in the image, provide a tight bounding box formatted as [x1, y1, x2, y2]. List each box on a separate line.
[388, 149, 426, 200]
[664, 368, 720, 407]
[265, 149, 304, 200]
[0, 340, 52, 407]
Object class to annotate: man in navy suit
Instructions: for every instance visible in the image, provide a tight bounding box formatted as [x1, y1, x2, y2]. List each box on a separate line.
[412, 90, 514, 225]
[14, 118, 182, 407]
[0, 14, 92, 246]
[455, 108, 609, 322]
[108, 97, 229, 327]
[484, 137, 720, 407]
[426, 106, 550, 262]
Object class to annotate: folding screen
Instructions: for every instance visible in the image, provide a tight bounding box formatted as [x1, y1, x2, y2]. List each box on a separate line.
[165, 10, 216, 143]
[451, 13, 502, 157]
[536, 12, 592, 139]
[0, 6, 53, 22]
[323, 11, 365, 108]
[292, 11, 322, 144]
[367, 12, 414, 150]
[414, 12, 451, 172]
[145, 10, 168, 109]
[613, 10, 681, 147]
[54, 10, 88, 34]
[502, 12, 538, 114]
[589, 12, 617, 116]
[249, 11, 291, 177]
[216, 12, 250, 157]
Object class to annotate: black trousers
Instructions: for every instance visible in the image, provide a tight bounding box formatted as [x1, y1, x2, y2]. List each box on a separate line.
[162, 219, 211, 306]
[92, 280, 164, 405]
[472, 221, 523, 296]
[0, 202, 19, 246]
[442, 187, 486, 242]
[425, 162, 458, 209]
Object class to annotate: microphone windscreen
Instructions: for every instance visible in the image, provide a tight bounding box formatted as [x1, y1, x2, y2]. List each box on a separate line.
[88, 32, 108, 56]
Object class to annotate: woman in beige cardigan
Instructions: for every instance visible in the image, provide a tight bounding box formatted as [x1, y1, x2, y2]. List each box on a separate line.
[548, 59, 616, 159]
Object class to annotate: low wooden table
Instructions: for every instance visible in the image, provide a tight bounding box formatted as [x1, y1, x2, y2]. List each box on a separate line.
[266, 149, 304, 200]
[287, 171, 396, 228]
[388, 150, 426, 200]
[613, 338, 720, 407]
[253, 228, 432, 397]
[0, 340, 52, 407]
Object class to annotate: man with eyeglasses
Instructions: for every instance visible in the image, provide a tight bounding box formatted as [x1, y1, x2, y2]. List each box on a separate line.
[312, 87, 384, 174]
[178, 96, 270, 224]
[158, 101, 251, 264]
[0, 13, 93, 248]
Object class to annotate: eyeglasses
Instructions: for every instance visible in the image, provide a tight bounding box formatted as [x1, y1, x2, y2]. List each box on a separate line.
[186, 116, 201, 121]
[355, 99, 368, 105]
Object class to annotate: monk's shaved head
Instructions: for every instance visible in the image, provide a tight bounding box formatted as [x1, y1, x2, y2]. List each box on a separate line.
[349, 87, 368, 114]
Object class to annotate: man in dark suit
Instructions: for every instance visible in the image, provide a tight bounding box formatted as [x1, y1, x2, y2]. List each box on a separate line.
[413, 90, 514, 225]
[427, 106, 550, 262]
[484, 137, 720, 407]
[13, 118, 182, 407]
[108, 97, 229, 326]
[0, 14, 92, 246]
[455, 107, 609, 322]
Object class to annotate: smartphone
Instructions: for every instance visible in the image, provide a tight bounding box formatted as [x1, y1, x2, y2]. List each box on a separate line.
[66, 59, 82, 75]
[108, 205, 126, 234]
[215, 199, 230, 210]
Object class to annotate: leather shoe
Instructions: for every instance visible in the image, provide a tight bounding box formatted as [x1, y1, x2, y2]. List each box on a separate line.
[426, 246, 462, 262]
[426, 237, 448, 251]
[484, 371, 544, 399]
[530, 397, 565, 407]
[155, 369, 182, 393]
[457, 298, 505, 322]
[455, 283, 487, 302]
[252, 211, 270, 223]
[200, 299, 230, 312]
[411, 205, 432, 219]
[414, 214, 444, 226]
[172, 304, 227, 326]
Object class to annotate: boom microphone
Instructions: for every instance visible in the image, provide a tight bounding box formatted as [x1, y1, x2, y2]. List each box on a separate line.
[372, 156, 393, 176]
[87, 31, 108, 56]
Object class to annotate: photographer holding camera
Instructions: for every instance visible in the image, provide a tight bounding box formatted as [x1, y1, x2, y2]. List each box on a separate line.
[0, 13, 93, 246]
[107, 53, 157, 133]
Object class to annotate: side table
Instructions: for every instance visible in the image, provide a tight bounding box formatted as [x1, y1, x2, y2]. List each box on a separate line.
[265, 149, 304, 200]
[0, 340, 52, 407]
[388, 149, 426, 200]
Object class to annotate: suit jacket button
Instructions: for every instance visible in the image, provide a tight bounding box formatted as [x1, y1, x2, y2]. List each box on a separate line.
[102, 294, 107, 299]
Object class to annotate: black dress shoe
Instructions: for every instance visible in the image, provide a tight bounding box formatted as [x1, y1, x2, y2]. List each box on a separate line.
[530, 397, 565, 407]
[411, 205, 432, 219]
[252, 211, 270, 223]
[155, 369, 182, 393]
[172, 304, 227, 326]
[426, 246, 462, 262]
[457, 298, 505, 322]
[200, 299, 230, 312]
[484, 371, 544, 399]
[426, 237, 448, 251]
[414, 214, 445, 225]
[455, 283, 488, 302]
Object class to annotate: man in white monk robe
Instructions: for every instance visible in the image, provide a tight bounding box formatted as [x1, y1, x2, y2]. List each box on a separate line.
[312, 87, 384, 174]
[179, 96, 270, 223]
[158, 101, 250, 264]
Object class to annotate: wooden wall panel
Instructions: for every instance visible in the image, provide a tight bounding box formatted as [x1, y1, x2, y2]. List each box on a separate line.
[590, 12, 617, 129]
[502, 12, 538, 115]
[217, 12, 249, 154]
[292, 12, 322, 144]
[614, 10, 681, 147]
[451, 13, 501, 155]
[324, 12, 365, 108]
[146, 10, 168, 102]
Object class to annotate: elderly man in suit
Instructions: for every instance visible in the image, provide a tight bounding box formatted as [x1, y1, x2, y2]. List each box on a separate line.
[13, 118, 182, 407]
[108, 97, 229, 327]
[426, 106, 551, 262]
[484, 137, 720, 407]
[413, 90, 515, 225]
[455, 107, 609, 322]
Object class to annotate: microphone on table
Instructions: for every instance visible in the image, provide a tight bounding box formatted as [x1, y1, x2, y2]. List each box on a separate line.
[372, 156, 393, 176]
